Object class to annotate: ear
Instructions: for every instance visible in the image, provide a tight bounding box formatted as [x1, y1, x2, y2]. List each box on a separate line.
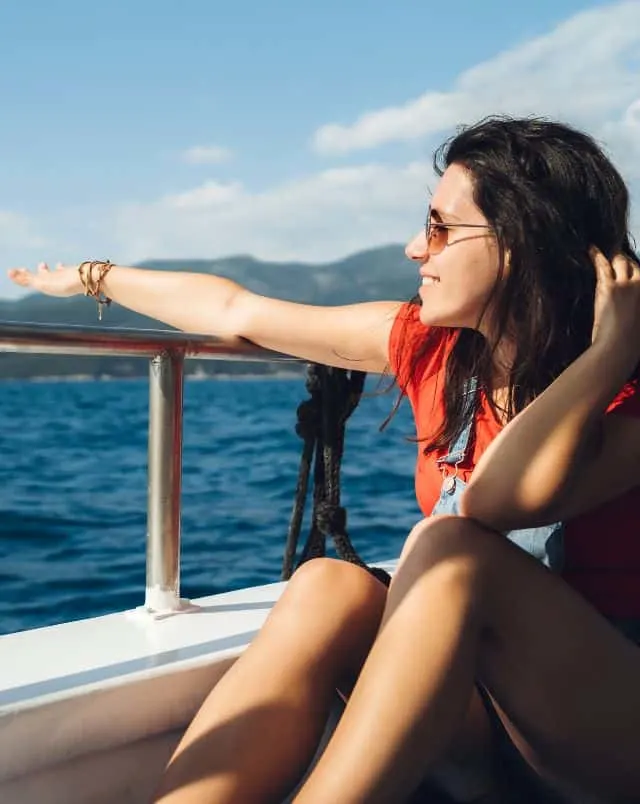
[498, 246, 511, 279]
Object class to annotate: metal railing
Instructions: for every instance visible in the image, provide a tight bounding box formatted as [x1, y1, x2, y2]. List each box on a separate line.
[0, 321, 301, 615]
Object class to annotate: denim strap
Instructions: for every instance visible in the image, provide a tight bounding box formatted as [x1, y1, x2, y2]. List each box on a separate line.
[436, 376, 477, 466]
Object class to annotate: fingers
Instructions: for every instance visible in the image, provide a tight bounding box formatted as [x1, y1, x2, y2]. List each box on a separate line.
[590, 247, 640, 282]
[590, 246, 615, 283]
[6, 268, 33, 287]
[7, 263, 49, 288]
[7, 262, 71, 286]
[611, 254, 639, 281]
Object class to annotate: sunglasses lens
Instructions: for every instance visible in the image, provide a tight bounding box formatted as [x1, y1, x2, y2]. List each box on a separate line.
[427, 224, 447, 254]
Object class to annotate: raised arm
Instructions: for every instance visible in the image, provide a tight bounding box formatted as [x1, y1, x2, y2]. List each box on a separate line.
[460, 249, 640, 530]
[7, 262, 403, 374]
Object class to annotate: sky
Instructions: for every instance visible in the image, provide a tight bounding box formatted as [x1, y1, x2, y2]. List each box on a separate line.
[0, 0, 638, 298]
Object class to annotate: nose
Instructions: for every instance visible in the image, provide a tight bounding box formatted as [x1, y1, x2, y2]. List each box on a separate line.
[405, 230, 429, 262]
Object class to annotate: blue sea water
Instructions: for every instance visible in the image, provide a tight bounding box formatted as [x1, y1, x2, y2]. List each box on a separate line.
[0, 376, 420, 636]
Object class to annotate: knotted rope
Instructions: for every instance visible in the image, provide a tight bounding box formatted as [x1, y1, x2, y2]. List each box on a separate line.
[282, 364, 391, 587]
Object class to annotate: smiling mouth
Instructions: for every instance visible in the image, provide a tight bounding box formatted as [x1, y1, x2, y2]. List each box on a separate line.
[421, 276, 440, 285]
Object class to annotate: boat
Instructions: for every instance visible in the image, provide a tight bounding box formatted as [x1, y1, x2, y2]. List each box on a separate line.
[0, 321, 398, 804]
[0, 321, 595, 804]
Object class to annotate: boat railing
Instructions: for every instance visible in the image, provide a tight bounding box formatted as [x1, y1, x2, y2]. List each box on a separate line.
[0, 320, 302, 616]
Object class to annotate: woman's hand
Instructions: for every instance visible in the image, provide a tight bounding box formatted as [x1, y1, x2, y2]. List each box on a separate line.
[591, 248, 640, 354]
[7, 262, 84, 297]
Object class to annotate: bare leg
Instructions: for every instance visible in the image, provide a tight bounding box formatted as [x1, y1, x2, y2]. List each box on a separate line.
[152, 558, 386, 804]
[152, 548, 500, 804]
[294, 515, 640, 804]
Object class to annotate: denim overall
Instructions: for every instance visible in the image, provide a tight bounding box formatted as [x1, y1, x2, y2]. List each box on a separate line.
[430, 378, 565, 571]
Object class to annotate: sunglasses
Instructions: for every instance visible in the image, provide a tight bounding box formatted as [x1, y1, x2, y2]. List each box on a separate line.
[425, 207, 493, 255]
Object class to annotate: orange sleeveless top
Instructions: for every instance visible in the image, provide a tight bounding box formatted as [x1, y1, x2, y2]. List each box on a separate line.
[388, 302, 640, 618]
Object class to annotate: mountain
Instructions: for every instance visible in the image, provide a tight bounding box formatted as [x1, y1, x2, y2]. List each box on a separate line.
[0, 245, 418, 379]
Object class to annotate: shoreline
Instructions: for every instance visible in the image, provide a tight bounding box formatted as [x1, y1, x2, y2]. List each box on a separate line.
[0, 370, 305, 384]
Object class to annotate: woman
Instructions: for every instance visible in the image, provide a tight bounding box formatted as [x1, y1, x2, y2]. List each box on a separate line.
[8, 117, 640, 803]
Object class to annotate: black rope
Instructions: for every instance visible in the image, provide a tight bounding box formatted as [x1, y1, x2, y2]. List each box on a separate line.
[282, 364, 391, 587]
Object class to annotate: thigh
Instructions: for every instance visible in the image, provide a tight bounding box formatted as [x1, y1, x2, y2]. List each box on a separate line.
[473, 529, 640, 797]
[419, 685, 498, 801]
[419, 685, 561, 803]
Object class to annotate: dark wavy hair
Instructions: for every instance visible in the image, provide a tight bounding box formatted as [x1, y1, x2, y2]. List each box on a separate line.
[394, 116, 639, 453]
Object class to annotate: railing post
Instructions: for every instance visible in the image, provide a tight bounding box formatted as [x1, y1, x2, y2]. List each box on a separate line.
[0, 322, 300, 617]
[145, 350, 186, 612]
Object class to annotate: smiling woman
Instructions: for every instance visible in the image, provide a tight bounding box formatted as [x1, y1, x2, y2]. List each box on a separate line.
[7, 115, 640, 804]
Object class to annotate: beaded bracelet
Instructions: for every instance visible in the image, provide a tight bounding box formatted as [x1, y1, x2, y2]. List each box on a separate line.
[78, 260, 113, 320]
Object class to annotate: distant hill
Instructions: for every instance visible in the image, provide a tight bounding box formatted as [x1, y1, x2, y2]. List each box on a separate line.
[0, 245, 417, 379]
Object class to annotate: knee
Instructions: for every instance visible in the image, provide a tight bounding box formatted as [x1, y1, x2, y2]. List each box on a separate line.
[397, 515, 496, 581]
[280, 557, 386, 629]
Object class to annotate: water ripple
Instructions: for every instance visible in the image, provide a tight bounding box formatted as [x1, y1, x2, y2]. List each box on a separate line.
[0, 377, 417, 634]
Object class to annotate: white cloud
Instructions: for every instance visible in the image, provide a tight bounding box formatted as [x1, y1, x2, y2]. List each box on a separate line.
[312, 1, 640, 155]
[55, 2, 640, 269]
[113, 162, 431, 264]
[182, 145, 233, 165]
[0, 211, 47, 249]
[164, 181, 244, 209]
[0, 212, 51, 296]
[2, 3, 640, 303]
[601, 98, 640, 180]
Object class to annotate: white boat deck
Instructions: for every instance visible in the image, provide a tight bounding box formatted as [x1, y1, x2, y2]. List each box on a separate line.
[1, 580, 285, 713]
[0, 560, 397, 804]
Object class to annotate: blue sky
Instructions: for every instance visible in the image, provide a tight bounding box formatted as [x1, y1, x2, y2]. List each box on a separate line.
[0, 0, 638, 298]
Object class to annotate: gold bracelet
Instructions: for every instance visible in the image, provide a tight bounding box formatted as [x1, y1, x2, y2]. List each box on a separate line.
[78, 261, 92, 296]
[78, 260, 113, 320]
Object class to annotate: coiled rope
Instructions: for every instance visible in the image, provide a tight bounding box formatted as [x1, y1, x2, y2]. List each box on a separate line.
[282, 364, 391, 587]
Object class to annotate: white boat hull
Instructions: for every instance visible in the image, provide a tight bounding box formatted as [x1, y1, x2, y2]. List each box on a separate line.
[0, 566, 395, 804]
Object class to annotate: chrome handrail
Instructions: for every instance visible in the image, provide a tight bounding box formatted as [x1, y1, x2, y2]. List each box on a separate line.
[0, 320, 296, 361]
[0, 321, 303, 616]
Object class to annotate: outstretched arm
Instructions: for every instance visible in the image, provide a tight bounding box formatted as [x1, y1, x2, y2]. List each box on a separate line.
[8, 261, 403, 374]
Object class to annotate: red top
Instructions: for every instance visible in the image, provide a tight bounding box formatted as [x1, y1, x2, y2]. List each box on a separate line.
[388, 302, 640, 618]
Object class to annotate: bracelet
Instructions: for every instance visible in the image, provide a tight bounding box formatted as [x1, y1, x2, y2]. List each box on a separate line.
[78, 260, 113, 320]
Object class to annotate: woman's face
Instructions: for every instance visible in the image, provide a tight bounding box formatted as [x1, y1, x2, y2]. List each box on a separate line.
[406, 163, 504, 333]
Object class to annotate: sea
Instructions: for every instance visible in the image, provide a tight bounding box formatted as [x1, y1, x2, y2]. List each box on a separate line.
[0, 376, 421, 636]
